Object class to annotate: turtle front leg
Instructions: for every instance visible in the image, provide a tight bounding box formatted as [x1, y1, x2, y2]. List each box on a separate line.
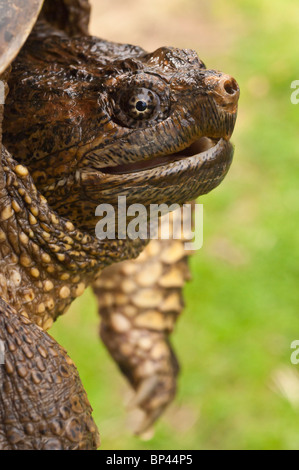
[93, 234, 192, 434]
[0, 297, 100, 450]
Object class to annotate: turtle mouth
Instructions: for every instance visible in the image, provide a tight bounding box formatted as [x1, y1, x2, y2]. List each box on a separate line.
[64, 136, 234, 210]
[100, 136, 219, 175]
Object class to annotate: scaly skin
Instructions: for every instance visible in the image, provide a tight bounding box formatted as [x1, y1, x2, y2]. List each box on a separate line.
[0, 145, 145, 448]
[93, 208, 194, 434]
[0, 0, 239, 449]
[0, 297, 99, 449]
[3, 21, 238, 233]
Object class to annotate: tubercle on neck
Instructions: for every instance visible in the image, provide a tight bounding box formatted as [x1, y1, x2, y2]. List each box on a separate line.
[0, 146, 147, 329]
[0, 146, 103, 328]
[1, 147, 102, 270]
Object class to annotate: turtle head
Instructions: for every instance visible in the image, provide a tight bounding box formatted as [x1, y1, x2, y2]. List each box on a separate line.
[3, 33, 239, 232]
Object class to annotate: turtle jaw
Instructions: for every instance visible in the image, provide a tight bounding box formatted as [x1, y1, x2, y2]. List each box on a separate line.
[99, 136, 218, 175]
[39, 136, 233, 235]
[80, 137, 234, 206]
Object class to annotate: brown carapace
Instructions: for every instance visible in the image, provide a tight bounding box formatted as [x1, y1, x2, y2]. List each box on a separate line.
[0, 0, 239, 449]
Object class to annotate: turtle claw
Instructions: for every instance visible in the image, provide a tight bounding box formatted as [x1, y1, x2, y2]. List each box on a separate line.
[133, 408, 163, 436]
[127, 404, 165, 436]
[128, 372, 177, 434]
[99, 317, 180, 433]
[128, 375, 161, 409]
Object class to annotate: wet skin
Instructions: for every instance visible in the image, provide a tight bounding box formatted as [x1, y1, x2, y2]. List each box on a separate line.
[0, 7, 239, 447]
[3, 22, 239, 233]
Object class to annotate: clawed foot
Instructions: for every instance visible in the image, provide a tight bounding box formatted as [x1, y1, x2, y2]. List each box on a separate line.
[100, 321, 180, 435]
[127, 373, 177, 434]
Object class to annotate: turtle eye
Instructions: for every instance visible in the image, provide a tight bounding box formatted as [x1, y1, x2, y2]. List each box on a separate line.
[121, 88, 160, 121]
[112, 79, 169, 129]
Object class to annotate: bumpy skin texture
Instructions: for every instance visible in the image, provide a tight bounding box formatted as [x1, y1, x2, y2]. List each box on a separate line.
[0, 298, 99, 450]
[0, 147, 145, 327]
[0, 0, 239, 449]
[3, 22, 238, 233]
[0, 145, 144, 448]
[93, 208, 193, 434]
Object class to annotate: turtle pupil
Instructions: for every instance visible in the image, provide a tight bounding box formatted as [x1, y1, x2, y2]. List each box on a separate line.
[136, 100, 147, 112]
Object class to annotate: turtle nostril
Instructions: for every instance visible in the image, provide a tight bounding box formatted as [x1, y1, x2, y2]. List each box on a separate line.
[223, 78, 239, 95]
[204, 73, 240, 109]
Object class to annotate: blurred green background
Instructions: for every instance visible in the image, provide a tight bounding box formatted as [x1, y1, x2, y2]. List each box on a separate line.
[52, 0, 299, 450]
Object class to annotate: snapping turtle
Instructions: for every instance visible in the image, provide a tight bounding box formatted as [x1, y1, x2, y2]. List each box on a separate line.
[0, 0, 239, 450]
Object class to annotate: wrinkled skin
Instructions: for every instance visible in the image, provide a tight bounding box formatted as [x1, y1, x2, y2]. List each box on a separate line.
[3, 22, 238, 232]
[0, 0, 239, 449]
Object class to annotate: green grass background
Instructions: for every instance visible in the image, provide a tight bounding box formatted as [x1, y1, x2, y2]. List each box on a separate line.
[51, 0, 299, 450]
